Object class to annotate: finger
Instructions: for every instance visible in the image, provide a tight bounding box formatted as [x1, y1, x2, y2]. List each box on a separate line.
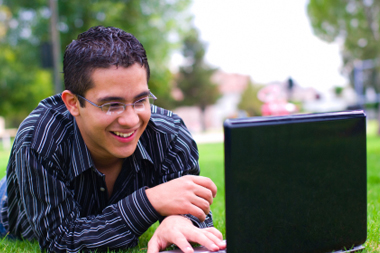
[204, 227, 224, 241]
[171, 233, 195, 253]
[189, 176, 217, 197]
[190, 195, 211, 216]
[193, 185, 214, 205]
[186, 229, 220, 252]
[202, 228, 226, 248]
[186, 204, 207, 222]
[147, 236, 161, 253]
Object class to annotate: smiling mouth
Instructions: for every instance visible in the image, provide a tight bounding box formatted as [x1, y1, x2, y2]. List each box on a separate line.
[112, 131, 134, 138]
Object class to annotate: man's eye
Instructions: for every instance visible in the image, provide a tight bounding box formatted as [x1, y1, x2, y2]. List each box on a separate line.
[135, 98, 147, 105]
[102, 103, 123, 112]
[109, 103, 122, 107]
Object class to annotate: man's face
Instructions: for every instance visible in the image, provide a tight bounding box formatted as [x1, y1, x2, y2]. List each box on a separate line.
[75, 64, 151, 164]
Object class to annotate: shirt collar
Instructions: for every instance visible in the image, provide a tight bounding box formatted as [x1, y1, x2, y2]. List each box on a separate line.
[130, 137, 154, 173]
[67, 119, 95, 180]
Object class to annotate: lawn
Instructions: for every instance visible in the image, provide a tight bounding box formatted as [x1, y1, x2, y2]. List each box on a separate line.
[0, 121, 379, 252]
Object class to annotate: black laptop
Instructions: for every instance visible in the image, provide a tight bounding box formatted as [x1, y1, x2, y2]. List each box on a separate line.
[224, 110, 367, 253]
[163, 110, 367, 253]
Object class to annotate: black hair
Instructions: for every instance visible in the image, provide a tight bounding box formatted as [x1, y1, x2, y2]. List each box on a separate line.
[63, 26, 150, 106]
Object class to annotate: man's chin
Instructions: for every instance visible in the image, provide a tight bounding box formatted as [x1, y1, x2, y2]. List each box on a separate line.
[113, 147, 137, 159]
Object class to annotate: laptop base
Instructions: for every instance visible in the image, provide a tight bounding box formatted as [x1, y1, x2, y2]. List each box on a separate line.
[160, 242, 364, 253]
[333, 245, 365, 253]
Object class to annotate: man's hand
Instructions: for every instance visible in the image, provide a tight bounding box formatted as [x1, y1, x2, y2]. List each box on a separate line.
[147, 215, 226, 253]
[146, 175, 217, 222]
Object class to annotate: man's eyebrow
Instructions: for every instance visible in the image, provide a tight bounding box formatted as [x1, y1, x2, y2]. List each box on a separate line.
[97, 90, 150, 103]
[135, 90, 151, 98]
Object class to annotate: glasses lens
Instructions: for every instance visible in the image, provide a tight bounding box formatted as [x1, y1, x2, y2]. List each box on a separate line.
[134, 98, 147, 112]
[103, 103, 125, 115]
[148, 97, 155, 106]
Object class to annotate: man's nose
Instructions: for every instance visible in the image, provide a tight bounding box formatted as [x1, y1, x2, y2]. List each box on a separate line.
[117, 106, 139, 126]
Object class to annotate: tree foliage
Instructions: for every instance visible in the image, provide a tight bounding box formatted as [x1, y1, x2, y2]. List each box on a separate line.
[307, 0, 380, 134]
[0, 0, 192, 126]
[238, 80, 263, 117]
[307, 0, 380, 88]
[176, 27, 220, 131]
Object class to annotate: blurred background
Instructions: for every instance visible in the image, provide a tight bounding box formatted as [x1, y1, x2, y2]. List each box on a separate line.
[1, 0, 380, 144]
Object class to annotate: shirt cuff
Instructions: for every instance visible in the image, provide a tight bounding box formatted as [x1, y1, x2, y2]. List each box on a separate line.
[118, 187, 162, 236]
[183, 212, 214, 229]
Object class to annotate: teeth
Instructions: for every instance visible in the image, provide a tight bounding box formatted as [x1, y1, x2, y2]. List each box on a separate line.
[113, 131, 133, 138]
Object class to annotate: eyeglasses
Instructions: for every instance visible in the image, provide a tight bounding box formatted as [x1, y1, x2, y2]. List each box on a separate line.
[76, 92, 157, 115]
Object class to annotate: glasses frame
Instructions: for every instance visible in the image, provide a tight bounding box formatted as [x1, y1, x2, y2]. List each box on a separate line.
[76, 91, 157, 115]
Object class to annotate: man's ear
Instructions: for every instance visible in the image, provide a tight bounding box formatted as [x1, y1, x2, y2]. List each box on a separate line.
[61, 90, 80, 116]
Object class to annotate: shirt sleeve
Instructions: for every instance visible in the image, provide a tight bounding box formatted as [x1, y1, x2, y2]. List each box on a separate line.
[157, 115, 214, 229]
[10, 146, 160, 253]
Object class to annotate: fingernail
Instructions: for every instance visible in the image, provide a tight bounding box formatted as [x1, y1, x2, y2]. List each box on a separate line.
[186, 246, 194, 253]
[211, 244, 218, 250]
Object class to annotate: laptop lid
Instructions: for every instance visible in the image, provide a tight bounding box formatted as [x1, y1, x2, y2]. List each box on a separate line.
[224, 110, 367, 253]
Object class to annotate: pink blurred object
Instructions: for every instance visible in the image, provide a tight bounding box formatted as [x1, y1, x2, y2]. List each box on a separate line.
[258, 84, 297, 116]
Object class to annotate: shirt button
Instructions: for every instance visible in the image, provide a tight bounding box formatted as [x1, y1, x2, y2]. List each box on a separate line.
[100, 187, 106, 192]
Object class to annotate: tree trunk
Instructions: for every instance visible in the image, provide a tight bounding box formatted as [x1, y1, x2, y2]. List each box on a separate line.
[49, 0, 62, 94]
[200, 106, 207, 132]
[377, 103, 380, 135]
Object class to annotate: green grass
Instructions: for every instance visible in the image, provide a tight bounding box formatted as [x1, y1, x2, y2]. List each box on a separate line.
[366, 121, 380, 252]
[1, 121, 380, 252]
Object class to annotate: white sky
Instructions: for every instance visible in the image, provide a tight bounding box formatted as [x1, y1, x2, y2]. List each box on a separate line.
[185, 0, 347, 92]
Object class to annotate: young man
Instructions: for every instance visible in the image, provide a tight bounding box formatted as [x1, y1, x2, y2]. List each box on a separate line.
[0, 26, 225, 253]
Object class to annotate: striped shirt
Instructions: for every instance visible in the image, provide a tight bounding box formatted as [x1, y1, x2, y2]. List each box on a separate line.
[2, 94, 213, 252]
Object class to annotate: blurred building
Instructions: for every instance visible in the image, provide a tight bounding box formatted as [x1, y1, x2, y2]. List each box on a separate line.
[0, 116, 17, 149]
[174, 71, 250, 132]
[258, 79, 318, 116]
[303, 86, 358, 113]
[173, 71, 354, 133]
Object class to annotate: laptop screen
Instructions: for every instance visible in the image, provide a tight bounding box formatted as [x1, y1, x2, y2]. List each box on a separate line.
[224, 111, 367, 253]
